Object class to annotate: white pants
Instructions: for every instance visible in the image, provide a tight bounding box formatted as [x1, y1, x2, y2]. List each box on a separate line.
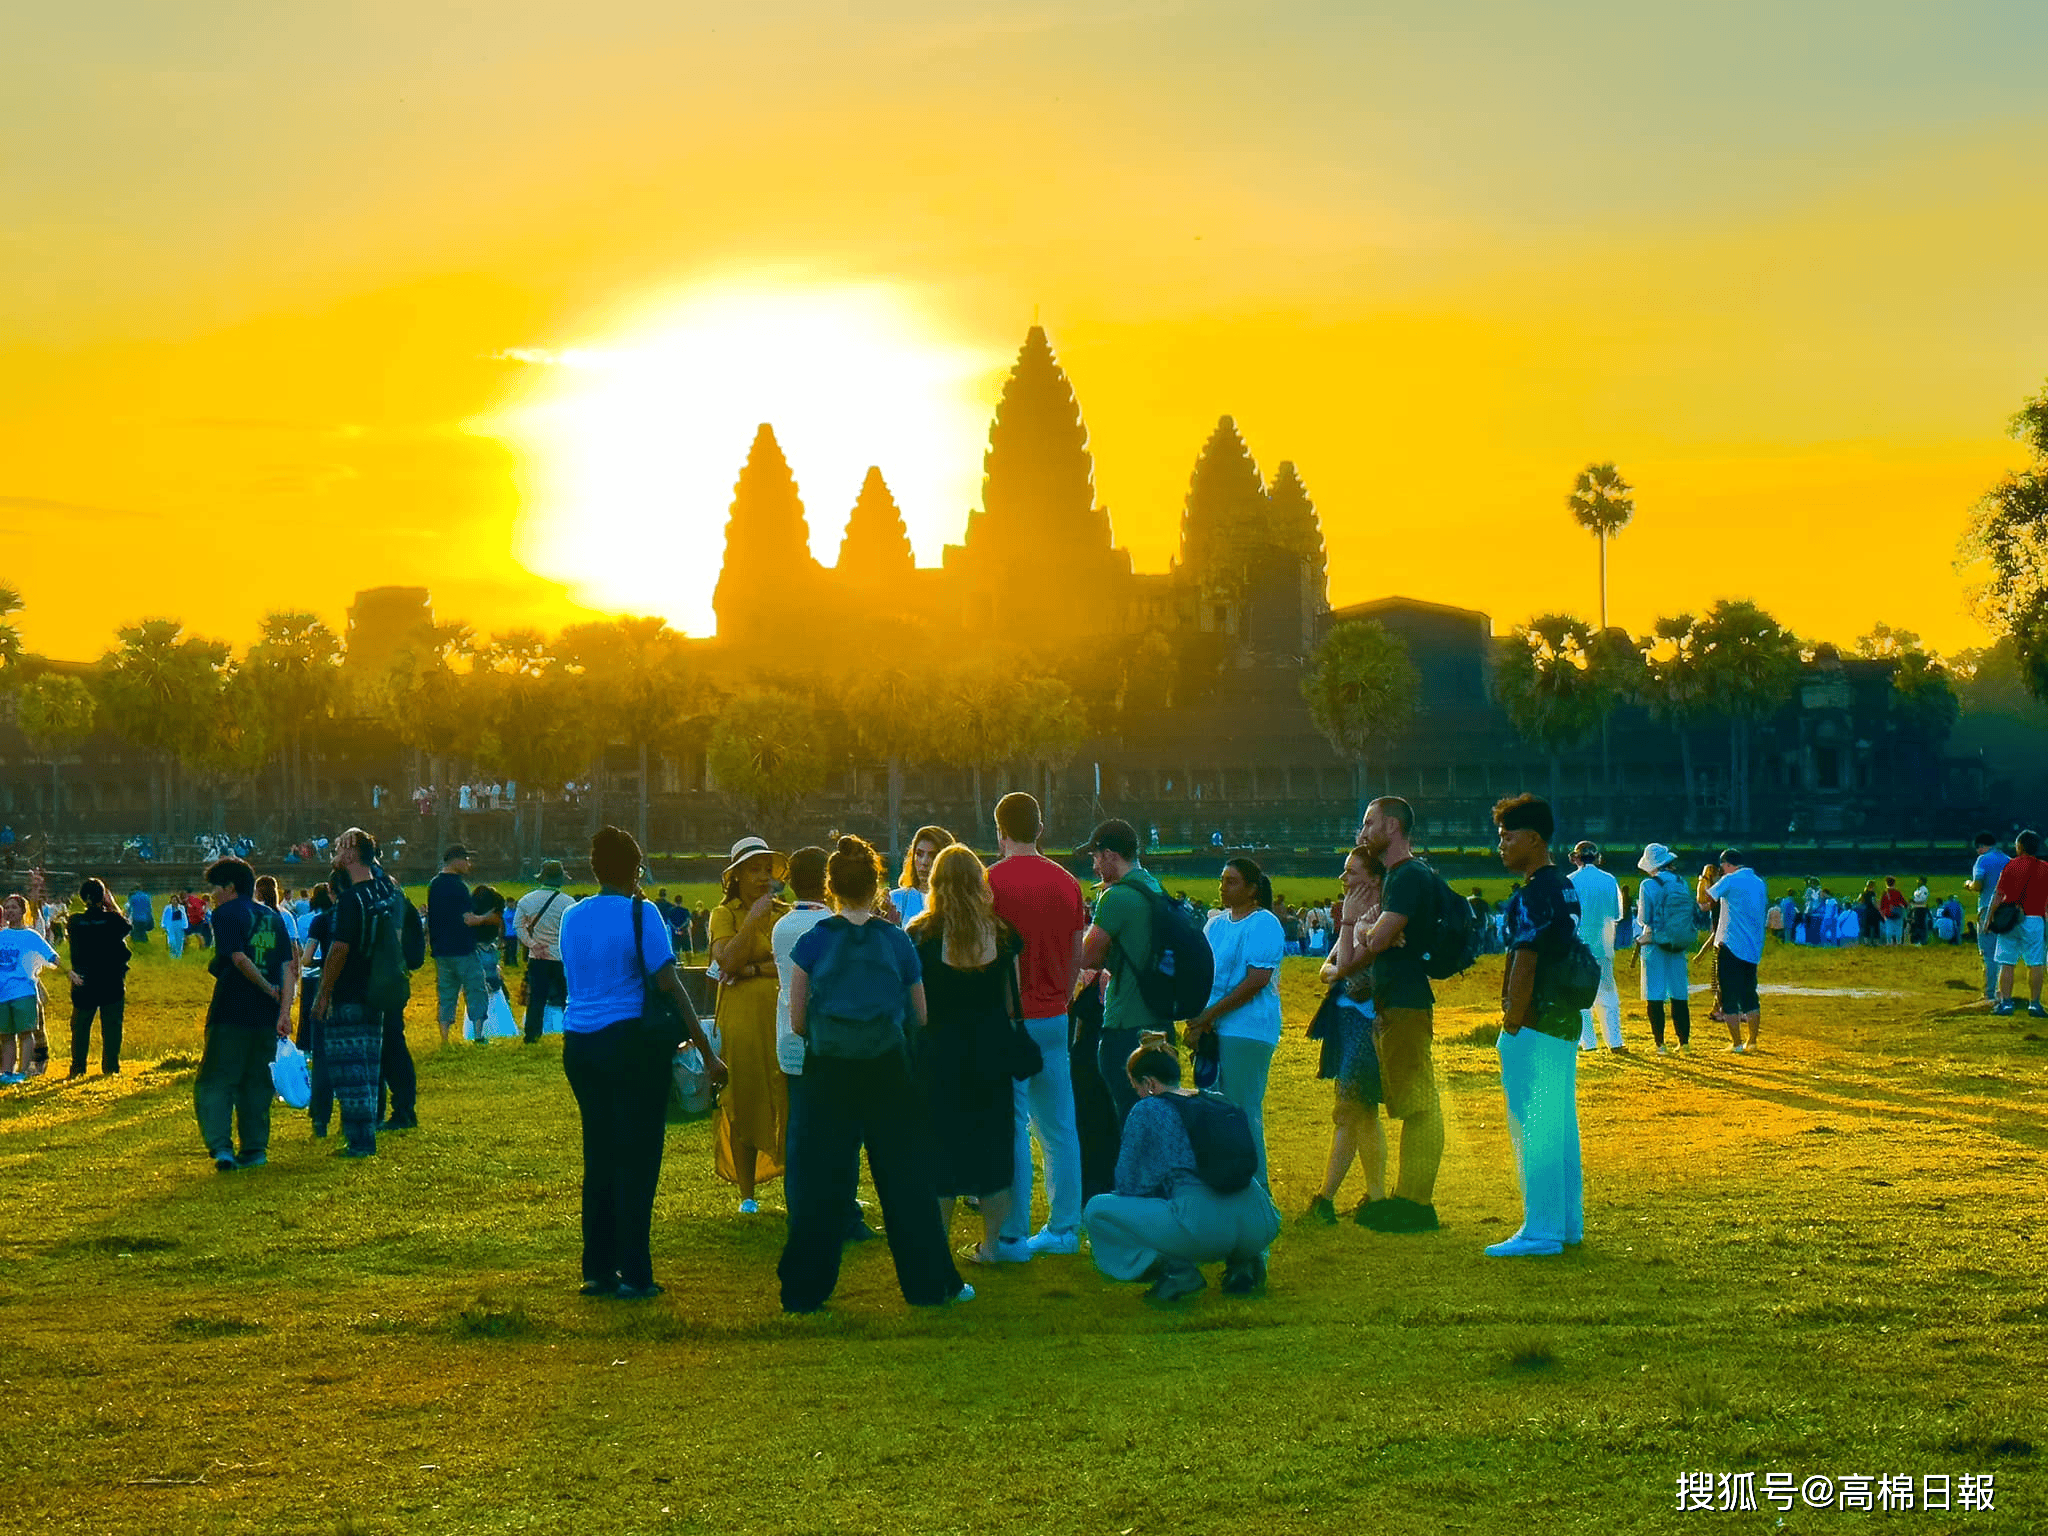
[1497, 1027, 1583, 1246]
[1579, 954, 1622, 1050]
[1083, 1181, 1281, 1281]
[1001, 1014, 1086, 1240]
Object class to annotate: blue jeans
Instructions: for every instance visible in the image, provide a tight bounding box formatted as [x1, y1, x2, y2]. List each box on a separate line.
[1001, 1014, 1086, 1240]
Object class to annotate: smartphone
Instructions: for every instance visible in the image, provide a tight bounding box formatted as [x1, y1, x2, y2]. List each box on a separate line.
[771, 879, 785, 896]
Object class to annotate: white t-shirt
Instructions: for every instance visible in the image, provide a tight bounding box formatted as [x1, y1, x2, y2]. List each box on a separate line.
[771, 902, 835, 1076]
[1201, 907, 1285, 1045]
[1568, 864, 1622, 958]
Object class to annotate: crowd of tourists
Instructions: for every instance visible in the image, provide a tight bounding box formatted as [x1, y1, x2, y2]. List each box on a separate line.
[4, 798, 2035, 1314]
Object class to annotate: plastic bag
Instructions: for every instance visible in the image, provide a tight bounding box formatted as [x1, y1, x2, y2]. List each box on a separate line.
[542, 1004, 566, 1036]
[672, 1044, 713, 1117]
[271, 1037, 311, 1108]
[483, 989, 519, 1039]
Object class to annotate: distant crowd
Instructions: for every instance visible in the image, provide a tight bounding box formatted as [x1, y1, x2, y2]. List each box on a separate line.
[4, 803, 2036, 1315]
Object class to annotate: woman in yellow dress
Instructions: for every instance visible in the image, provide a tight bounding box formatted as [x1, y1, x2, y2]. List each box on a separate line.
[708, 836, 791, 1212]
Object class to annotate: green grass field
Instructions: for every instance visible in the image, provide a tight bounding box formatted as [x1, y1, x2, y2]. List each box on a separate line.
[1, 936, 2041, 1534]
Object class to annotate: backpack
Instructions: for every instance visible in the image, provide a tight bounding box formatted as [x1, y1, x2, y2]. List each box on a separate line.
[1407, 860, 1481, 981]
[1540, 932, 1605, 1013]
[1644, 872, 1697, 953]
[1112, 878, 1215, 1023]
[401, 895, 426, 972]
[360, 878, 412, 1012]
[1161, 1091, 1258, 1194]
[805, 916, 910, 1060]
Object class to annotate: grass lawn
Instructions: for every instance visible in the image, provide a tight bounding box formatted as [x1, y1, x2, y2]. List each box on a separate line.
[1, 935, 2041, 1535]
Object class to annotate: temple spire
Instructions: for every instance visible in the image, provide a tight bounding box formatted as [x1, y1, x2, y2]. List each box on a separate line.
[712, 423, 820, 644]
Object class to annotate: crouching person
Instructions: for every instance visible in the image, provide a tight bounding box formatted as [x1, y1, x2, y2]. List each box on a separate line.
[1082, 1033, 1280, 1301]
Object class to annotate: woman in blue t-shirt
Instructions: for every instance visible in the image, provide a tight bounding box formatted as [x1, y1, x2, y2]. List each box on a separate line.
[1187, 857, 1285, 1191]
[557, 826, 726, 1301]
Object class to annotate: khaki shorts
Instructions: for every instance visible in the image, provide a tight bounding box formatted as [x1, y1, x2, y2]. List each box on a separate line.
[0, 996, 38, 1034]
[1374, 1006, 1438, 1121]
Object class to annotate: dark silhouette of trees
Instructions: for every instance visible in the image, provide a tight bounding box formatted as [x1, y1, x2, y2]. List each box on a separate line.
[1302, 620, 1419, 811]
[1961, 377, 2048, 699]
[94, 620, 234, 844]
[1640, 614, 1714, 831]
[14, 673, 96, 835]
[1693, 599, 1802, 836]
[244, 611, 342, 830]
[1496, 615, 1612, 811]
[708, 687, 826, 838]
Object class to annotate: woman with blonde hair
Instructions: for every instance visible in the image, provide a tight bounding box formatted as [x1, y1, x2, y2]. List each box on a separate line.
[708, 835, 792, 1214]
[889, 825, 953, 927]
[908, 843, 1028, 1263]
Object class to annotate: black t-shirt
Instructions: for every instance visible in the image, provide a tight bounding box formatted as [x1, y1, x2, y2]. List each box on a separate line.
[207, 897, 290, 1029]
[330, 872, 399, 1007]
[1373, 859, 1437, 1011]
[304, 909, 333, 969]
[67, 908, 133, 981]
[1504, 864, 1583, 1039]
[427, 871, 476, 957]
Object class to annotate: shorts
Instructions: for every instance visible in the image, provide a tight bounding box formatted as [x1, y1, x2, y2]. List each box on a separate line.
[1716, 950, 1761, 1016]
[0, 996, 38, 1033]
[1993, 913, 2045, 969]
[1639, 945, 1690, 1003]
[1373, 1006, 1438, 1121]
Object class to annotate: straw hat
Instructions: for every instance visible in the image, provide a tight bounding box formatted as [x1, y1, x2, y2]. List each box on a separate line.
[722, 835, 788, 883]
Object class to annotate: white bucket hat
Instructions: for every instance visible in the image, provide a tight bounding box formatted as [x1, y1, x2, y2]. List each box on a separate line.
[1637, 842, 1679, 875]
[722, 835, 788, 883]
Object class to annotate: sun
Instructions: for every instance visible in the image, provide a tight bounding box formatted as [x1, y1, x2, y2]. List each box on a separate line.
[485, 279, 999, 636]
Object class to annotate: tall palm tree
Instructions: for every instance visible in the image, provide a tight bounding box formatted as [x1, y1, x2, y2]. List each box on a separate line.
[1567, 462, 1635, 631]
[1301, 620, 1419, 820]
[845, 668, 922, 861]
[1494, 615, 1611, 812]
[0, 584, 23, 675]
[14, 674, 97, 838]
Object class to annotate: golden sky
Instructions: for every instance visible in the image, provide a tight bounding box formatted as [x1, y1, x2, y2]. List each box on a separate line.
[4, 2, 2044, 659]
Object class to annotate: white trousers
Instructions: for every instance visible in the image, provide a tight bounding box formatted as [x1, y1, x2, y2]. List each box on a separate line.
[1497, 1027, 1583, 1246]
[1083, 1181, 1282, 1281]
[1001, 1014, 1086, 1240]
[1579, 954, 1622, 1050]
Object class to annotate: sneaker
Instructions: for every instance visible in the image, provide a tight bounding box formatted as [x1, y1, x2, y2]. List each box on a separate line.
[213, 1152, 237, 1173]
[739, 1198, 760, 1215]
[1655, 1043, 1671, 1055]
[578, 1278, 619, 1297]
[2029, 1003, 2047, 1019]
[1300, 1195, 1339, 1226]
[1145, 1265, 1208, 1302]
[378, 1114, 419, 1132]
[0, 1073, 22, 1086]
[844, 1220, 880, 1244]
[336, 1145, 375, 1159]
[234, 1151, 267, 1168]
[948, 1283, 976, 1305]
[1992, 1001, 2016, 1016]
[1024, 1227, 1080, 1255]
[615, 1281, 665, 1301]
[1485, 1235, 1565, 1258]
[1725, 1042, 1745, 1053]
[311, 1125, 329, 1139]
[1609, 1045, 1631, 1054]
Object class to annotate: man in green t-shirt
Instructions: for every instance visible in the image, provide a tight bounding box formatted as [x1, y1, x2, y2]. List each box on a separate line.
[1078, 817, 1172, 1128]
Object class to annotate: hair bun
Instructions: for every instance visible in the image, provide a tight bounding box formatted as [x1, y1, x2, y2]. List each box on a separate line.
[837, 835, 862, 854]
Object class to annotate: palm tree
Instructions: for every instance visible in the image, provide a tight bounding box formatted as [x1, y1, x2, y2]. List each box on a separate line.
[706, 688, 826, 837]
[1301, 620, 1419, 819]
[0, 584, 23, 676]
[1567, 462, 1635, 631]
[244, 611, 342, 833]
[473, 636, 596, 867]
[559, 617, 703, 853]
[1640, 614, 1713, 831]
[1693, 599, 1802, 835]
[845, 667, 922, 862]
[94, 619, 233, 845]
[1014, 675, 1085, 828]
[1495, 615, 1611, 811]
[14, 674, 97, 838]
[931, 666, 1022, 830]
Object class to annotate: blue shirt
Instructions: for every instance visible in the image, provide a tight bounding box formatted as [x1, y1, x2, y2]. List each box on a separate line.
[1973, 849, 2011, 915]
[1707, 867, 1769, 964]
[126, 891, 153, 925]
[1201, 908, 1285, 1045]
[0, 929, 58, 1004]
[558, 895, 675, 1033]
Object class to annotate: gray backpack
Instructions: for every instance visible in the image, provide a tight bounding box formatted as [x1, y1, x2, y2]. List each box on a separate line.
[1644, 872, 1697, 953]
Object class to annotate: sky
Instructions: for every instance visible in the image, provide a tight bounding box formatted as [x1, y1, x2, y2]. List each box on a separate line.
[4, 0, 2045, 659]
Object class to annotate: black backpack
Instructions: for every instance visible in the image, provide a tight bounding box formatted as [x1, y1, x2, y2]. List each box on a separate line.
[1541, 933, 1605, 1012]
[1162, 1090, 1257, 1194]
[1410, 861, 1481, 981]
[1115, 878, 1215, 1023]
[360, 879, 412, 1012]
[401, 895, 426, 971]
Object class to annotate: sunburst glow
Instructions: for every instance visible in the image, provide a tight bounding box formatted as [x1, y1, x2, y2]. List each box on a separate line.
[490, 280, 1000, 635]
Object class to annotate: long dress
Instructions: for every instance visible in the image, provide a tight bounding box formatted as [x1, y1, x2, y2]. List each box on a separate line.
[913, 926, 1021, 1198]
[709, 897, 790, 1187]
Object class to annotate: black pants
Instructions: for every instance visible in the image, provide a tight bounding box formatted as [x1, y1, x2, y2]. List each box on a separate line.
[300, 983, 334, 1133]
[777, 1052, 961, 1312]
[1068, 1004, 1122, 1204]
[1647, 999, 1692, 1048]
[1096, 1022, 1175, 1130]
[377, 1007, 416, 1123]
[563, 1018, 673, 1288]
[523, 958, 565, 1043]
[69, 979, 125, 1075]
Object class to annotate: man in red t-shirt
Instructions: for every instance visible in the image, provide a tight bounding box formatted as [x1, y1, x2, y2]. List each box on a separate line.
[988, 792, 1088, 1255]
[1990, 829, 2048, 1016]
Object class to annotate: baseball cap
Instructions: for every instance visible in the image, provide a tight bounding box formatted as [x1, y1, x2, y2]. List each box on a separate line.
[1077, 818, 1140, 860]
[443, 843, 474, 862]
[1718, 848, 1744, 868]
[1572, 841, 1600, 861]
